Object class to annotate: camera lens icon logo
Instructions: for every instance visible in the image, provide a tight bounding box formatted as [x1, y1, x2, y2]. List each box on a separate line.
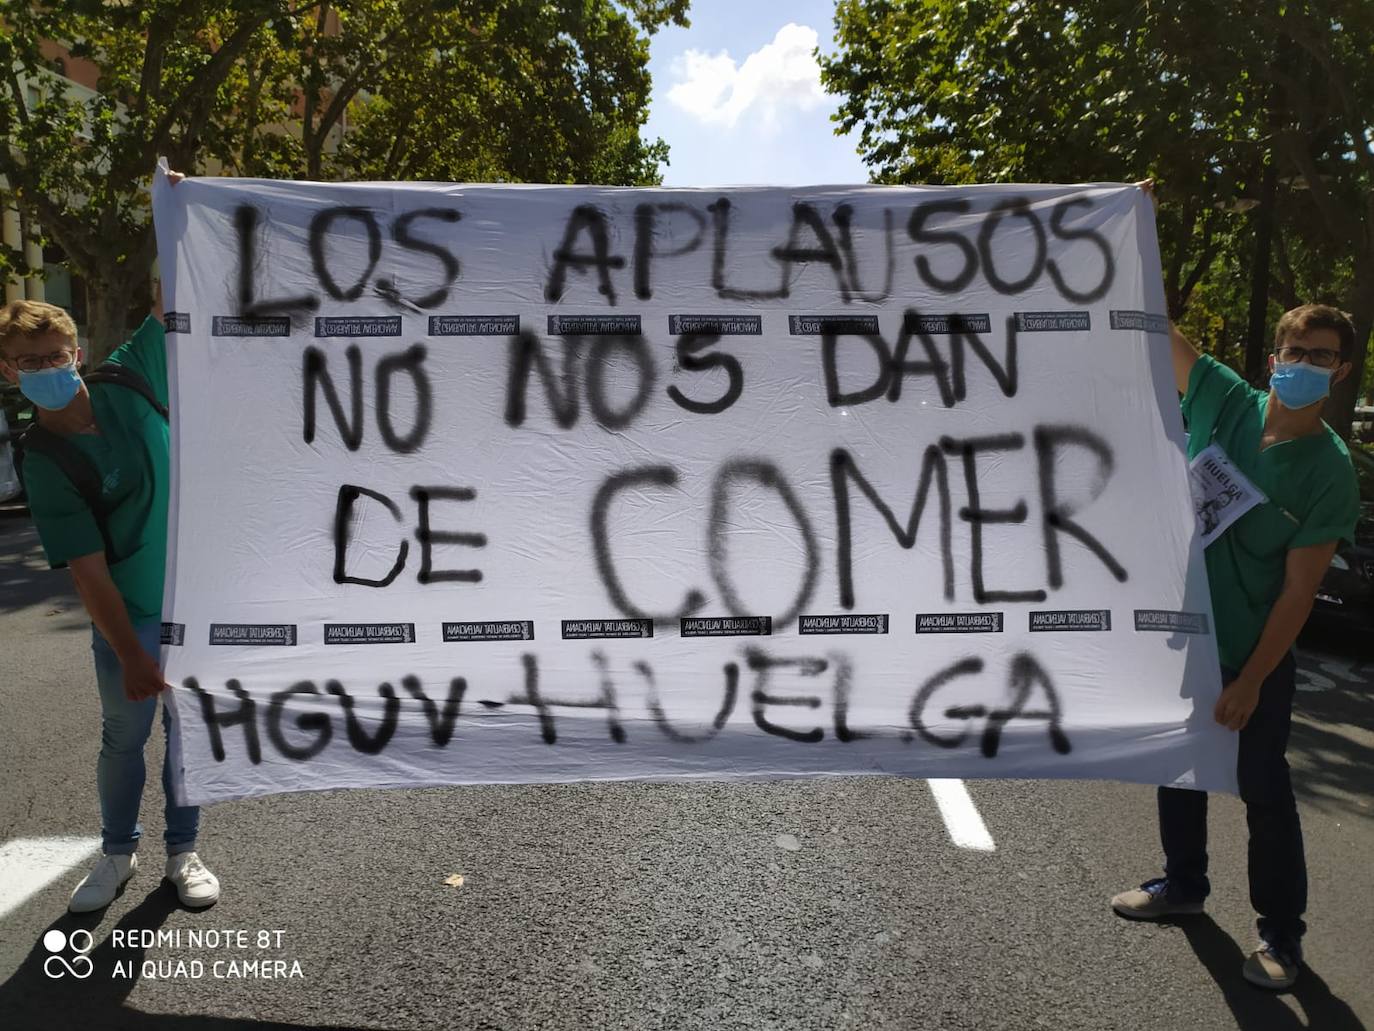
[43, 929, 95, 979]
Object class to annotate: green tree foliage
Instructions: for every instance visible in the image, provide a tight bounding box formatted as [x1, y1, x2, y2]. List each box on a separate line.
[209, 0, 687, 184]
[820, 0, 1374, 436]
[0, 0, 300, 359]
[0, 0, 687, 362]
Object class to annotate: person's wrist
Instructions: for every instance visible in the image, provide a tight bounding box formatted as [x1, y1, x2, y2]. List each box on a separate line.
[115, 643, 151, 667]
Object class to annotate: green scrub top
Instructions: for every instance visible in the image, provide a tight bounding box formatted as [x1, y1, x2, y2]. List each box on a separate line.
[1183, 355, 1359, 670]
[23, 317, 169, 626]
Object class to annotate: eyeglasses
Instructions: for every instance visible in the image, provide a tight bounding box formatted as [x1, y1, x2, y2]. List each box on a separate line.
[1275, 345, 1342, 368]
[5, 350, 77, 374]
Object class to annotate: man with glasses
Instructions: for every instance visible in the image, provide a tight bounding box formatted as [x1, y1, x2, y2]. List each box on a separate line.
[1111, 302, 1361, 990]
[0, 298, 219, 913]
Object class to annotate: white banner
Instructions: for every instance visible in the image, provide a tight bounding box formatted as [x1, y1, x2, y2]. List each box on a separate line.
[150, 173, 1233, 805]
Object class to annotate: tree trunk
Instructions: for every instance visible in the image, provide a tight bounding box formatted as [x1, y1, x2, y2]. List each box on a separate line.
[1163, 251, 1184, 319]
[1328, 257, 1374, 441]
[1243, 162, 1277, 383]
[83, 268, 144, 367]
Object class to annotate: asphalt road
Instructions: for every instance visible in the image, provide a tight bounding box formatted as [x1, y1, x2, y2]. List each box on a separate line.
[1, 516, 1371, 1031]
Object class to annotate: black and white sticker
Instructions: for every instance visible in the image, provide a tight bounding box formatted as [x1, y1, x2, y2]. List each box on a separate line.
[429, 315, 520, 336]
[1028, 610, 1111, 632]
[442, 620, 535, 642]
[209, 623, 298, 646]
[561, 618, 654, 640]
[315, 316, 402, 337]
[211, 316, 290, 337]
[1014, 311, 1091, 332]
[798, 614, 889, 635]
[1134, 610, 1210, 634]
[668, 314, 762, 335]
[915, 612, 1005, 633]
[680, 616, 772, 637]
[323, 623, 416, 645]
[1109, 310, 1169, 334]
[903, 313, 993, 335]
[547, 315, 642, 335]
[788, 314, 880, 335]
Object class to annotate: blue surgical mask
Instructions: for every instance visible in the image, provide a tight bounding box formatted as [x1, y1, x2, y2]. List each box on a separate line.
[17, 365, 82, 411]
[1269, 361, 1334, 410]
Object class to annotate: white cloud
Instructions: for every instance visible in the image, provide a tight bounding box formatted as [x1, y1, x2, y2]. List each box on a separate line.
[666, 23, 828, 129]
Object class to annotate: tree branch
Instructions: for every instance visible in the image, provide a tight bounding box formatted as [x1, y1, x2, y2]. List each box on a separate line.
[309, 61, 373, 162]
[1162, 204, 1189, 319]
[134, 19, 169, 116]
[1272, 226, 1299, 309]
[1263, 11, 1374, 180]
[381, 108, 417, 178]
[308, 15, 418, 173]
[239, 54, 272, 173]
[151, 4, 324, 154]
[3, 65, 32, 128]
[1275, 129, 1359, 250]
[1179, 211, 1221, 311]
[0, 73, 100, 267]
[6, 179, 99, 272]
[299, 5, 332, 170]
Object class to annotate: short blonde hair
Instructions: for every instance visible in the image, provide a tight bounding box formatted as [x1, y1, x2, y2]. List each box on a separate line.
[0, 299, 79, 353]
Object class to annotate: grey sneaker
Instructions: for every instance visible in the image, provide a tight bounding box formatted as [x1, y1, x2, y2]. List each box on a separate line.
[1111, 878, 1205, 920]
[1243, 941, 1300, 990]
[69, 853, 138, 913]
[165, 851, 220, 908]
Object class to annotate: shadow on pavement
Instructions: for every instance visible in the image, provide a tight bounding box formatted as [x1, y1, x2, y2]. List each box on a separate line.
[1298, 622, 1374, 664]
[1291, 631, 1374, 821]
[1180, 916, 1367, 1031]
[0, 517, 81, 618]
[0, 887, 372, 1031]
[1288, 703, 1374, 815]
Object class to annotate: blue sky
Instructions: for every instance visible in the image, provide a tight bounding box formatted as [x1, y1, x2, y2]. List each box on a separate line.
[641, 0, 872, 186]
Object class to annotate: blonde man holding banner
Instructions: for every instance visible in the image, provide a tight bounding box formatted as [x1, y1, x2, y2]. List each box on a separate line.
[1, 278, 221, 913]
[1110, 208, 1360, 988]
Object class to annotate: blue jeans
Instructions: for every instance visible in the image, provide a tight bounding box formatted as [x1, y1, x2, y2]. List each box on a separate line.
[1157, 653, 1305, 955]
[92, 622, 200, 856]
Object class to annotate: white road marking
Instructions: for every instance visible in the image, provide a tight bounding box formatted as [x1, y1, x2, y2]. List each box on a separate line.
[927, 779, 996, 851]
[0, 836, 100, 920]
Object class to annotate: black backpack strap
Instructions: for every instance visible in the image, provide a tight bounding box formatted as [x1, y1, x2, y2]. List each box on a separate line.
[11, 362, 164, 566]
[19, 424, 118, 566]
[84, 364, 169, 421]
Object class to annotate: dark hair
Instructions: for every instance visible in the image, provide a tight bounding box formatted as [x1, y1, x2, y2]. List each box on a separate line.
[1274, 304, 1356, 360]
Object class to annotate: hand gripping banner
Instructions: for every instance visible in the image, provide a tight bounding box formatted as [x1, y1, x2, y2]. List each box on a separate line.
[150, 172, 1233, 805]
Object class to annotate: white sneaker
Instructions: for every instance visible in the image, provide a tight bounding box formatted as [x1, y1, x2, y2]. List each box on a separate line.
[165, 851, 220, 908]
[69, 853, 138, 913]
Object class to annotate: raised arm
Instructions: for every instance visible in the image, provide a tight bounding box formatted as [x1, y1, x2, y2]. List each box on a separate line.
[1135, 179, 1199, 395]
[151, 170, 186, 326]
[1169, 321, 1200, 396]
